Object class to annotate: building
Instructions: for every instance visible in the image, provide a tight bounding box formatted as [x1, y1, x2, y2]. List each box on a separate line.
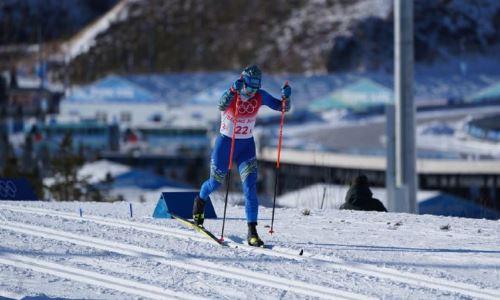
[1, 69, 62, 119]
[465, 114, 500, 143]
[33, 120, 120, 155]
[309, 78, 393, 113]
[258, 147, 500, 216]
[131, 125, 209, 156]
[62, 75, 167, 126]
[465, 81, 500, 104]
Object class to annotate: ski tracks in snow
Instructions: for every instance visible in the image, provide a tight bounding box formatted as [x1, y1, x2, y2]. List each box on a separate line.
[0, 211, 368, 299]
[2, 204, 500, 299]
[0, 252, 200, 300]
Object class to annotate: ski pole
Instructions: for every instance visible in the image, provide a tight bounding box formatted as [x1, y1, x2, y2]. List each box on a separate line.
[269, 80, 288, 235]
[220, 91, 239, 242]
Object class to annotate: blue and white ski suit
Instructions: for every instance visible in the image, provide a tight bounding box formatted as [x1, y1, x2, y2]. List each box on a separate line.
[199, 87, 289, 223]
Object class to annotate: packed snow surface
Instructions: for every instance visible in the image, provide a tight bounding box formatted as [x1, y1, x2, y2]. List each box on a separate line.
[0, 199, 499, 299]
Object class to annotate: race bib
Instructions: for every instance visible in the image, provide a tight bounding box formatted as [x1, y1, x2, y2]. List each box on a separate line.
[220, 96, 262, 139]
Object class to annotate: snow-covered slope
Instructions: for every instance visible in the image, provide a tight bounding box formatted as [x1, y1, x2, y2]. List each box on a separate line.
[0, 0, 118, 45]
[0, 199, 499, 299]
[62, 0, 130, 61]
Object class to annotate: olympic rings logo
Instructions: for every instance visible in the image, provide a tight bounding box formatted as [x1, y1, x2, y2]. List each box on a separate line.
[237, 99, 258, 114]
[0, 180, 17, 199]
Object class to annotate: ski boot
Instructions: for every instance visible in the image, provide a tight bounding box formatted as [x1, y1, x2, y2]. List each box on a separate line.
[192, 195, 206, 226]
[247, 222, 264, 247]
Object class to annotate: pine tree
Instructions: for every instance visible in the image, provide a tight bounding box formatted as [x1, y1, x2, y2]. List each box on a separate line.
[2, 155, 20, 178]
[29, 164, 44, 200]
[0, 75, 7, 104]
[47, 132, 114, 202]
[22, 134, 34, 172]
[0, 100, 9, 168]
[48, 132, 86, 201]
[1, 126, 18, 178]
[99, 171, 115, 202]
[20, 133, 45, 199]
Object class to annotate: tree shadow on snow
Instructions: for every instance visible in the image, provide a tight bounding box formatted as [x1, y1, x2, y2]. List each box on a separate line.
[296, 244, 500, 269]
[299, 243, 500, 254]
[21, 295, 75, 300]
[352, 259, 500, 270]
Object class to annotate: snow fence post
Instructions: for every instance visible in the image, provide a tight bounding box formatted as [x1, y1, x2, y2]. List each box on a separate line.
[129, 203, 133, 218]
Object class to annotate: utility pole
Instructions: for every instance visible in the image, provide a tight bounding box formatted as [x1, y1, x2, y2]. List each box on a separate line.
[390, 0, 417, 213]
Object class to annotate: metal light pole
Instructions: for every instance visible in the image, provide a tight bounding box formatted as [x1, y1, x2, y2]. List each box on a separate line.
[391, 0, 417, 213]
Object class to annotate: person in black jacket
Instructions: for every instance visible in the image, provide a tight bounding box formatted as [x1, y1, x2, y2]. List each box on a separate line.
[339, 174, 387, 212]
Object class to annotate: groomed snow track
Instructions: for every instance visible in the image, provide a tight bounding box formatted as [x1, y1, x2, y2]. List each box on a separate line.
[1, 204, 499, 299]
[0, 252, 201, 300]
[0, 205, 369, 300]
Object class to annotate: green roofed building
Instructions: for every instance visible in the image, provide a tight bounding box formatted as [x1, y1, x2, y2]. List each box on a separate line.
[465, 82, 500, 104]
[309, 78, 393, 112]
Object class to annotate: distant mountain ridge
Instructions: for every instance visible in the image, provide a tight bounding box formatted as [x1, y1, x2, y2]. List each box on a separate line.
[66, 0, 500, 81]
[3, 0, 499, 81]
[0, 0, 118, 45]
[68, 0, 393, 80]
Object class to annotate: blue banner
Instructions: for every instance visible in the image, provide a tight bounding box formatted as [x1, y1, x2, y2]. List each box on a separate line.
[0, 178, 38, 201]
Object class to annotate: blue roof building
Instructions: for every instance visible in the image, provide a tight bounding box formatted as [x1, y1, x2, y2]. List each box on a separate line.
[62, 75, 166, 126]
[66, 75, 161, 104]
[309, 78, 393, 112]
[465, 81, 500, 104]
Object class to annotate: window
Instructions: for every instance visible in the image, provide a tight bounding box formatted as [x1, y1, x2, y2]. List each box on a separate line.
[120, 111, 132, 123]
[96, 111, 108, 123]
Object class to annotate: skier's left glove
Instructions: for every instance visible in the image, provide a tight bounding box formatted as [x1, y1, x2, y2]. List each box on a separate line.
[219, 78, 242, 111]
[281, 84, 291, 112]
[219, 89, 235, 111]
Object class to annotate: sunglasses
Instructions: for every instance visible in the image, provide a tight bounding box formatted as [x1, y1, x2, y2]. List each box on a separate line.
[244, 85, 259, 93]
[244, 76, 261, 88]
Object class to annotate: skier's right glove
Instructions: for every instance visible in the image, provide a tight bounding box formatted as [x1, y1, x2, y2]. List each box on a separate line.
[230, 77, 244, 94]
[281, 83, 291, 112]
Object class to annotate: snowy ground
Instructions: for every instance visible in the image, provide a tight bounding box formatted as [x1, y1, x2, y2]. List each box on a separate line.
[0, 197, 499, 300]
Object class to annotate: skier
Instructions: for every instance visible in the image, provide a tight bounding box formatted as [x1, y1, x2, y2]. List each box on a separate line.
[192, 65, 291, 247]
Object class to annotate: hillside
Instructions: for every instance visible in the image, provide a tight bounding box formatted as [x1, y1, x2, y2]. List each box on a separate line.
[66, 0, 500, 82]
[0, 0, 117, 45]
[0, 200, 499, 299]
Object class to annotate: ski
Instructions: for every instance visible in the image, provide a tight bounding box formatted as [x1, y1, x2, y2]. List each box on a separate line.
[227, 240, 272, 250]
[170, 215, 306, 256]
[171, 215, 306, 256]
[171, 214, 227, 246]
[224, 238, 305, 258]
[248, 243, 273, 250]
